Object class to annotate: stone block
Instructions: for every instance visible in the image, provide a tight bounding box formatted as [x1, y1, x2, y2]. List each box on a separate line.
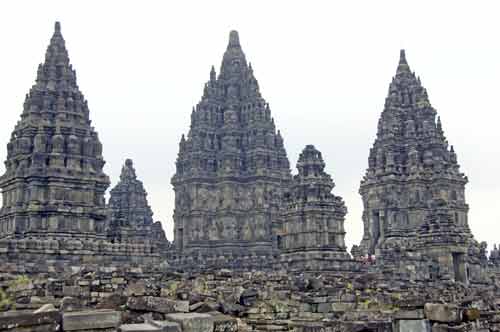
[0, 310, 61, 330]
[125, 281, 147, 297]
[463, 308, 480, 321]
[424, 303, 461, 323]
[62, 285, 82, 297]
[127, 297, 189, 314]
[209, 313, 238, 332]
[394, 309, 425, 320]
[165, 313, 214, 332]
[395, 319, 430, 332]
[331, 302, 356, 312]
[120, 323, 162, 332]
[151, 320, 182, 332]
[34, 303, 56, 313]
[61, 296, 84, 312]
[316, 302, 332, 313]
[62, 309, 121, 331]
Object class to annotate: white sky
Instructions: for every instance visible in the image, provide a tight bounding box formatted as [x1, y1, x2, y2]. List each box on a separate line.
[0, 1, 499, 251]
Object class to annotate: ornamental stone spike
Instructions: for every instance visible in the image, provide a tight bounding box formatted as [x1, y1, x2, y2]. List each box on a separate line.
[228, 30, 241, 48]
[396, 49, 410, 74]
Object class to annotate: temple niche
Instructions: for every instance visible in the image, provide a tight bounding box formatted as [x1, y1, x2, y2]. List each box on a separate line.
[171, 30, 291, 268]
[107, 159, 169, 252]
[355, 50, 469, 258]
[0, 22, 110, 241]
[280, 145, 350, 271]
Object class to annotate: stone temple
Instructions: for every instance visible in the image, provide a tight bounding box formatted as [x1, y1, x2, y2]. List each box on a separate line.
[2, 21, 500, 332]
[0, 22, 110, 242]
[108, 159, 168, 252]
[0, 22, 167, 265]
[280, 145, 351, 271]
[171, 31, 292, 268]
[353, 50, 484, 284]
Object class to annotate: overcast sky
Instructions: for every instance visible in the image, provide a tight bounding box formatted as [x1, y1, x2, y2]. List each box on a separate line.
[1, 1, 499, 251]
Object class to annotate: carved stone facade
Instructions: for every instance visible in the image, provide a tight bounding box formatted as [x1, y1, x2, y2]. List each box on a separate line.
[280, 145, 350, 271]
[171, 31, 291, 267]
[415, 198, 485, 284]
[0, 22, 109, 241]
[108, 159, 168, 251]
[356, 50, 469, 257]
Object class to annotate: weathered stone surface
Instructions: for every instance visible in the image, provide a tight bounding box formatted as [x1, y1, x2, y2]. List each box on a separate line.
[125, 281, 148, 297]
[61, 297, 84, 312]
[210, 313, 238, 332]
[395, 319, 430, 332]
[239, 289, 258, 306]
[96, 293, 128, 310]
[33, 303, 56, 313]
[394, 309, 425, 320]
[165, 313, 214, 332]
[424, 303, 461, 323]
[119, 323, 162, 332]
[127, 297, 189, 314]
[463, 308, 480, 321]
[0, 310, 60, 330]
[62, 309, 121, 331]
[151, 320, 182, 332]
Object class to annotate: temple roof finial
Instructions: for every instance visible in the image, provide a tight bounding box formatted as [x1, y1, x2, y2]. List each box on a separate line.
[399, 49, 407, 64]
[54, 21, 61, 33]
[396, 49, 411, 75]
[120, 158, 137, 181]
[228, 30, 240, 48]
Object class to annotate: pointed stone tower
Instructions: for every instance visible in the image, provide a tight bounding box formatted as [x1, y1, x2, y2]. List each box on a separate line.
[0, 22, 110, 240]
[171, 31, 291, 269]
[108, 159, 168, 250]
[280, 145, 350, 271]
[357, 50, 469, 257]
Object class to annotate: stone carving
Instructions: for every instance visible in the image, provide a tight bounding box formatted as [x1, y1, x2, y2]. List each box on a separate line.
[171, 31, 291, 267]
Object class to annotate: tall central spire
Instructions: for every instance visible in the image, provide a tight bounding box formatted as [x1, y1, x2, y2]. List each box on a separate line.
[172, 31, 291, 269]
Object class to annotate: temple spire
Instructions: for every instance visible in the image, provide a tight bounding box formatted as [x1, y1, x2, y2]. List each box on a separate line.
[120, 159, 137, 181]
[396, 49, 411, 75]
[220, 30, 248, 78]
[228, 30, 241, 49]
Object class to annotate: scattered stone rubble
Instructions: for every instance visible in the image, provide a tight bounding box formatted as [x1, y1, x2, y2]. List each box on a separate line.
[1, 265, 500, 331]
